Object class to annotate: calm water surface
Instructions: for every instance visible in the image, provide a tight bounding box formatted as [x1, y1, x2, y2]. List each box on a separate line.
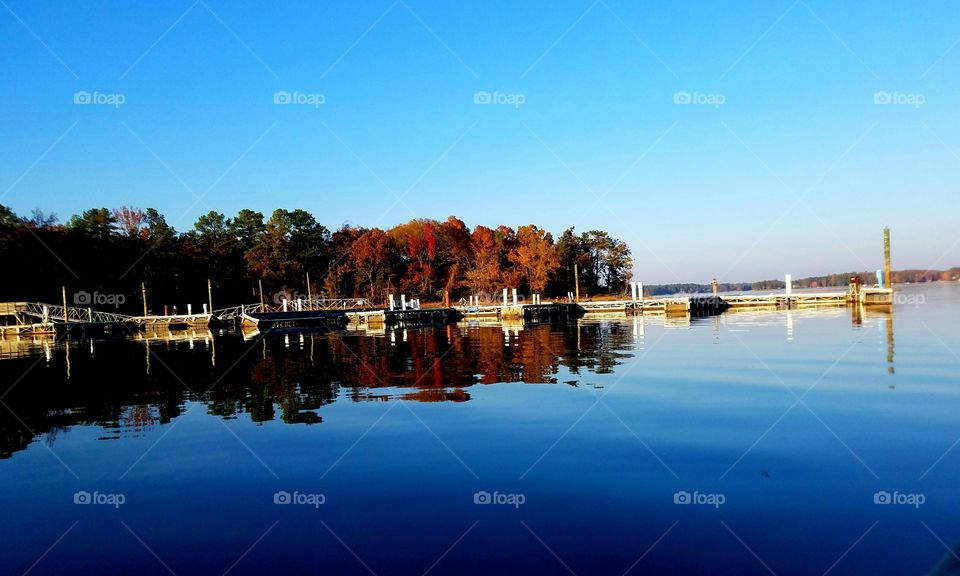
[1, 283, 959, 575]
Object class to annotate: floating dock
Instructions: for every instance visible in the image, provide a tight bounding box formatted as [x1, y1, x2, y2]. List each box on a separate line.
[213, 300, 459, 331]
[1, 284, 894, 339]
[0, 301, 211, 338]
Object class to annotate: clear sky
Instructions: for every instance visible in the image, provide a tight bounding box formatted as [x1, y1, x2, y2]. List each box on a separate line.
[1, 0, 958, 283]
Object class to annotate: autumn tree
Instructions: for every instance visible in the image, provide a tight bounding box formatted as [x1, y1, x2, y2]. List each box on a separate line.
[510, 225, 560, 293]
[389, 219, 438, 296]
[436, 216, 472, 296]
[466, 225, 502, 296]
[112, 206, 148, 239]
[352, 228, 395, 302]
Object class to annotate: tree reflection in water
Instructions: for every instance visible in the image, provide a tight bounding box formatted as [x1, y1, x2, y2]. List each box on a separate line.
[0, 320, 637, 459]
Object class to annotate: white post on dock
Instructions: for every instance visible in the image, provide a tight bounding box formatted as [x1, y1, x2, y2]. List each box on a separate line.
[88, 307, 93, 321]
[503, 288, 508, 308]
[389, 294, 395, 311]
[785, 274, 792, 297]
[187, 304, 192, 316]
[512, 288, 518, 306]
[282, 299, 288, 312]
[401, 295, 407, 311]
[203, 303, 208, 314]
[296, 299, 303, 312]
[630, 282, 637, 302]
[638, 282, 644, 303]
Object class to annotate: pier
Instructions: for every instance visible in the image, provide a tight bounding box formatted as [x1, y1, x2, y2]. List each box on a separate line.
[0, 301, 211, 337]
[1, 283, 894, 339]
[213, 299, 459, 331]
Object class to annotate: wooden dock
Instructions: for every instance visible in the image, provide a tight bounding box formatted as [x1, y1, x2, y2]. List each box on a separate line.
[0, 283, 894, 341]
[216, 300, 459, 331]
[719, 286, 892, 310]
[0, 301, 211, 338]
[456, 285, 892, 323]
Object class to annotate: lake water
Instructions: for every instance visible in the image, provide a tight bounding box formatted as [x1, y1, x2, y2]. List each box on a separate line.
[1, 283, 958, 575]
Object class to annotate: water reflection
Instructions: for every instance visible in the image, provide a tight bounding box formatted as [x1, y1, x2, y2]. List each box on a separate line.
[0, 320, 648, 459]
[0, 308, 897, 460]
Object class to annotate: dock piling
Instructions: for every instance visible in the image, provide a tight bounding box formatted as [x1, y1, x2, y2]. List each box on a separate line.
[883, 227, 892, 288]
[574, 264, 580, 302]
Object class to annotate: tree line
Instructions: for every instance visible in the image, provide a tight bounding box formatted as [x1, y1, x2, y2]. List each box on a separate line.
[0, 205, 633, 313]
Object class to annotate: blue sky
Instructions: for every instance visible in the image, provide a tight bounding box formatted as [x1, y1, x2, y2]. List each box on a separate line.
[1, 0, 958, 283]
